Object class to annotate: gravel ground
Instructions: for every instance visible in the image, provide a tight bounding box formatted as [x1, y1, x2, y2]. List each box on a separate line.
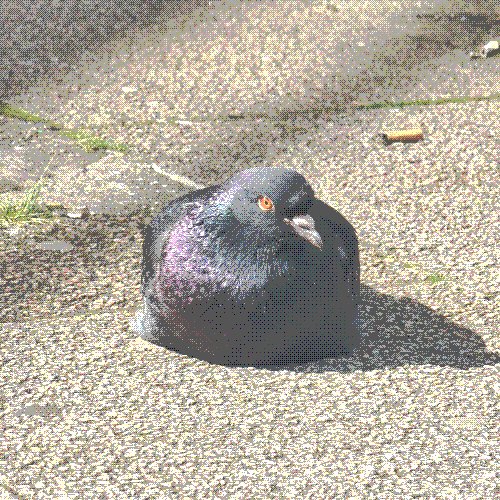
[1, 0, 500, 499]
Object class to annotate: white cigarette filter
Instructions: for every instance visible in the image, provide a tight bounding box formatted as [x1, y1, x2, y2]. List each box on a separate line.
[481, 40, 499, 58]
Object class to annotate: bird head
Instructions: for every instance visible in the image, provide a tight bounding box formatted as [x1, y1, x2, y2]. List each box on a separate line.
[220, 167, 323, 251]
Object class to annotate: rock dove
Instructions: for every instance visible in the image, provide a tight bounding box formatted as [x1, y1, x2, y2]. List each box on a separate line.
[132, 166, 360, 367]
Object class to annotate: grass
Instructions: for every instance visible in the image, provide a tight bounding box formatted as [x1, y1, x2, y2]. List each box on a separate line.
[0, 102, 130, 154]
[0, 184, 51, 227]
[0, 158, 55, 228]
[59, 127, 130, 154]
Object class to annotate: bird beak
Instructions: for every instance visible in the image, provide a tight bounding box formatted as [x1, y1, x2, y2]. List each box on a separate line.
[284, 214, 323, 251]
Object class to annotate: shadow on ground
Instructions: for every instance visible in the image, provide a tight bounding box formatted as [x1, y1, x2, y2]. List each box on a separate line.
[258, 283, 500, 374]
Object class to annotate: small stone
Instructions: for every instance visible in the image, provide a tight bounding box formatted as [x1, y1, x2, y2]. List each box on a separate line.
[66, 206, 90, 219]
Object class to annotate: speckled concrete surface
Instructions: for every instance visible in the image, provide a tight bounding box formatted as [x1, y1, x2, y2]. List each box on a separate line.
[1, 1, 500, 498]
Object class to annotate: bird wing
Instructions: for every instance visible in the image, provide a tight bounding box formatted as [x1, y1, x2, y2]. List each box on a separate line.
[309, 198, 360, 305]
[260, 198, 359, 339]
[140, 185, 221, 309]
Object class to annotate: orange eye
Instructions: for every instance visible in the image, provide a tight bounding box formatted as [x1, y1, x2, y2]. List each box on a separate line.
[258, 196, 274, 211]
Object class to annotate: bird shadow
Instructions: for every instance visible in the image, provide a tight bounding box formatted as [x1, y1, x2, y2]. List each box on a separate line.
[252, 283, 500, 374]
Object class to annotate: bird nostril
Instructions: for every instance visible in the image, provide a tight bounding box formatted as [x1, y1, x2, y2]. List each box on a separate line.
[294, 216, 313, 230]
[284, 216, 311, 229]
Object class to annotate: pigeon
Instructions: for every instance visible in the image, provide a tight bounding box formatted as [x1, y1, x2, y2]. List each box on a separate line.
[132, 166, 360, 367]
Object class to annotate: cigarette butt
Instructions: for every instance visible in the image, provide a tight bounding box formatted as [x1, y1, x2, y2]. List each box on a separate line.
[480, 40, 499, 58]
[381, 128, 423, 143]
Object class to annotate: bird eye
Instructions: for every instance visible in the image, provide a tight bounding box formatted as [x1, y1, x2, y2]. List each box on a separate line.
[257, 196, 274, 211]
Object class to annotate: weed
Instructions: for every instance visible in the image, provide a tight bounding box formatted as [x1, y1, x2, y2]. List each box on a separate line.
[0, 159, 54, 228]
